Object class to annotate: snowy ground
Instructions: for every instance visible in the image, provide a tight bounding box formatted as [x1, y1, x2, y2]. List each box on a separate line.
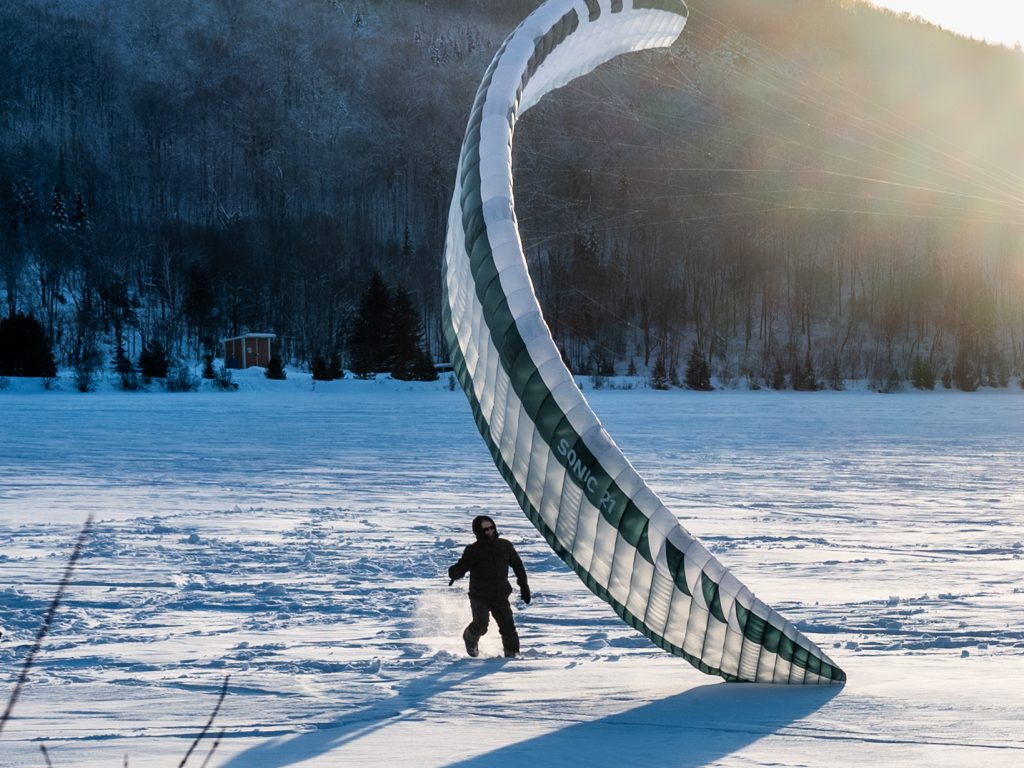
[1, 372, 1023, 766]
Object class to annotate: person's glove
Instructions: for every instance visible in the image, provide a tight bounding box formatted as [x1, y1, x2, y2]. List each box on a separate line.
[521, 586, 531, 604]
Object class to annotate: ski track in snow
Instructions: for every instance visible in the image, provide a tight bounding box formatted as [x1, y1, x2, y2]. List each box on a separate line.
[1, 375, 1023, 766]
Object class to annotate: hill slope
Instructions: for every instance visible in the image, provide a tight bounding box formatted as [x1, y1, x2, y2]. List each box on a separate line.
[0, 0, 1021, 387]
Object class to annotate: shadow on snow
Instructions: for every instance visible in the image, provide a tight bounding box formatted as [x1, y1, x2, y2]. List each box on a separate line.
[218, 657, 511, 768]
[220, 658, 841, 768]
[439, 681, 842, 768]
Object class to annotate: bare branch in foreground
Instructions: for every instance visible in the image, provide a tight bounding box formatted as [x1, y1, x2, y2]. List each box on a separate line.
[178, 675, 230, 768]
[0, 515, 94, 737]
[199, 727, 227, 768]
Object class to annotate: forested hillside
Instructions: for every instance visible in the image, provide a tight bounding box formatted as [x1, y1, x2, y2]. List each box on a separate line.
[1, 0, 1022, 389]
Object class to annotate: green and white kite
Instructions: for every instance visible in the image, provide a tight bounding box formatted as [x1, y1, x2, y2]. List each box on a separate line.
[442, 0, 845, 685]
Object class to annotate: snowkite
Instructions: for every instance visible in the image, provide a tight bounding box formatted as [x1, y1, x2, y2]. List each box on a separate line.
[441, 0, 845, 684]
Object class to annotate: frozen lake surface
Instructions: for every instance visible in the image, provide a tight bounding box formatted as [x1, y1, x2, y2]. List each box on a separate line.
[1, 376, 1022, 766]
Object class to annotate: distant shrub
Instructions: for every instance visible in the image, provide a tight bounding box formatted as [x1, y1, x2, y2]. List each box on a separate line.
[116, 369, 142, 391]
[202, 354, 216, 380]
[875, 368, 903, 393]
[74, 364, 97, 393]
[0, 375, 9, 390]
[212, 366, 238, 391]
[165, 365, 199, 392]
[717, 360, 736, 389]
[791, 352, 818, 391]
[984, 356, 1010, 388]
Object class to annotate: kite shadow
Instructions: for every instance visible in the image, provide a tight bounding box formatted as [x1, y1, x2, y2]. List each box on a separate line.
[218, 657, 510, 768]
[440, 680, 842, 768]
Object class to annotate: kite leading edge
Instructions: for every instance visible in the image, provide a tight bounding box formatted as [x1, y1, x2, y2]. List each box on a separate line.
[441, 0, 845, 684]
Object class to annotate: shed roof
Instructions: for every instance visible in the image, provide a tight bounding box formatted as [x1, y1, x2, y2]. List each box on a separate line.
[222, 333, 276, 343]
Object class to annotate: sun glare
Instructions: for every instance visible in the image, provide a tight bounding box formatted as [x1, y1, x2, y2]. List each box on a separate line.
[868, 0, 1024, 49]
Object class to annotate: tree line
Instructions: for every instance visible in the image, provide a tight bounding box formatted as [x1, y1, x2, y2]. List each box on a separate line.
[0, 0, 1021, 390]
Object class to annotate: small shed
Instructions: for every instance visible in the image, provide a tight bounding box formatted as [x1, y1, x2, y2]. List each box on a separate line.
[223, 333, 276, 369]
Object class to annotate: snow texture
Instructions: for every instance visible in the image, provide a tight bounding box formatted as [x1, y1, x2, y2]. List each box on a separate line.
[1, 371, 1022, 766]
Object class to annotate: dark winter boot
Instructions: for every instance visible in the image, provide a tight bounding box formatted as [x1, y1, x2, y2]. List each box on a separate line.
[463, 627, 479, 658]
[501, 634, 520, 658]
[499, 625, 520, 658]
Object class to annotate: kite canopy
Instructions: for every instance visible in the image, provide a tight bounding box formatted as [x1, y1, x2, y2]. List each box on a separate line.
[441, 0, 845, 684]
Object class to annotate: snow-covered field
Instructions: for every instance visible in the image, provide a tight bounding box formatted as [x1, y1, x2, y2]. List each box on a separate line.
[1, 373, 1023, 767]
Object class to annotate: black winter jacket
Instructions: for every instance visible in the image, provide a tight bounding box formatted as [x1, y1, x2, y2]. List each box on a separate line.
[448, 516, 528, 601]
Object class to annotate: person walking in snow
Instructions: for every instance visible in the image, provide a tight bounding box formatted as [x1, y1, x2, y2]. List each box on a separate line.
[447, 515, 530, 658]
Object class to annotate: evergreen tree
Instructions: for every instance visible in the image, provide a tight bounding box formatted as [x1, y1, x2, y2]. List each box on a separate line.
[138, 339, 170, 379]
[910, 357, 935, 390]
[69, 192, 88, 230]
[389, 286, 436, 380]
[411, 347, 439, 381]
[112, 343, 134, 375]
[792, 351, 818, 391]
[826, 357, 844, 391]
[0, 313, 57, 377]
[650, 352, 669, 390]
[770, 358, 787, 390]
[311, 354, 333, 381]
[684, 342, 713, 391]
[348, 270, 392, 377]
[112, 342, 140, 391]
[952, 350, 979, 391]
[49, 187, 67, 230]
[265, 352, 286, 380]
[1, 179, 39, 319]
[388, 286, 420, 379]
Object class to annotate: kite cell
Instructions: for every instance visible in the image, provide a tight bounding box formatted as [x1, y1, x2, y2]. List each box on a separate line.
[441, 0, 846, 684]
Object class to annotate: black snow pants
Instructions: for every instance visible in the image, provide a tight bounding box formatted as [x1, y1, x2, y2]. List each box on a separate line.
[466, 595, 519, 655]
